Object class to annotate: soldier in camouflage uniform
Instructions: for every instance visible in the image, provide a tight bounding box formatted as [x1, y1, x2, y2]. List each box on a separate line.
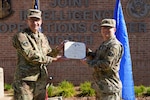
[12, 9, 63, 100]
[86, 19, 123, 100]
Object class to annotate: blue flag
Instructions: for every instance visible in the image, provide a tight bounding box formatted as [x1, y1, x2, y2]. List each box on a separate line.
[113, 0, 135, 100]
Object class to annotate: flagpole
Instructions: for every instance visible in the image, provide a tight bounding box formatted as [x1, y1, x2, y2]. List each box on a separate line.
[32, 0, 40, 9]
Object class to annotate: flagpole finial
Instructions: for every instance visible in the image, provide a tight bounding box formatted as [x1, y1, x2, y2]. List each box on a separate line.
[32, 0, 40, 10]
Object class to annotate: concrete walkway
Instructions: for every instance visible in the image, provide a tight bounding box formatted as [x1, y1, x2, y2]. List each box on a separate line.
[0, 95, 62, 100]
[0, 94, 13, 100]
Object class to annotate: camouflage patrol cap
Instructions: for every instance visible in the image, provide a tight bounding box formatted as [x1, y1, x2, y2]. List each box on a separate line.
[27, 9, 42, 19]
[101, 19, 116, 27]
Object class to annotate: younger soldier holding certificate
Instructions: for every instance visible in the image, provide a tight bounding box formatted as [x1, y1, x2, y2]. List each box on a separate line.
[83, 19, 123, 100]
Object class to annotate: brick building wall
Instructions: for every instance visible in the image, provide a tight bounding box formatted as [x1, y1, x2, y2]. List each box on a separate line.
[0, 0, 150, 86]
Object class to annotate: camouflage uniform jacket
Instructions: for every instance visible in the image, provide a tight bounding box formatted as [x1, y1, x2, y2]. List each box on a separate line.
[12, 28, 53, 81]
[88, 37, 123, 93]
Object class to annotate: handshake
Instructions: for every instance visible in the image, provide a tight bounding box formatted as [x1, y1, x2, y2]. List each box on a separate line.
[85, 47, 96, 60]
[48, 40, 68, 57]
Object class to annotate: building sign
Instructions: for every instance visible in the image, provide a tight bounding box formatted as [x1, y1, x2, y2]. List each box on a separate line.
[0, 0, 148, 44]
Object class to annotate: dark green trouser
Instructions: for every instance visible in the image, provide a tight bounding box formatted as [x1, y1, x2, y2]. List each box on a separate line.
[92, 82, 122, 100]
[94, 86, 122, 100]
[13, 80, 46, 100]
[96, 92, 122, 100]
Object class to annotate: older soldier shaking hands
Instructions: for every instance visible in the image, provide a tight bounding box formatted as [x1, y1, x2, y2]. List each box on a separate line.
[12, 9, 64, 100]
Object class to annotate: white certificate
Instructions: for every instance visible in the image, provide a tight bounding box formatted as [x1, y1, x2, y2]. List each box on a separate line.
[64, 41, 86, 59]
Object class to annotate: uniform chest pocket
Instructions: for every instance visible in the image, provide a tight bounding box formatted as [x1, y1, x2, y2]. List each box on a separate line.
[97, 45, 109, 57]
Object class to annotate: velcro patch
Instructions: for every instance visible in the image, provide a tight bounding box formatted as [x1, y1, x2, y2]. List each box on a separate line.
[22, 41, 29, 46]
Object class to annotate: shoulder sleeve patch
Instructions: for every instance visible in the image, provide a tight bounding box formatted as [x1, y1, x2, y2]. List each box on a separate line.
[21, 41, 29, 47]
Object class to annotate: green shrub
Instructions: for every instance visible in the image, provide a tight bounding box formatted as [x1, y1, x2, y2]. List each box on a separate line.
[140, 85, 146, 92]
[134, 85, 146, 97]
[4, 83, 12, 91]
[47, 84, 59, 97]
[79, 81, 95, 97]
[56, 80, 76, 98]
[4, 83, 13, 95]
[145, 87, 150, 96]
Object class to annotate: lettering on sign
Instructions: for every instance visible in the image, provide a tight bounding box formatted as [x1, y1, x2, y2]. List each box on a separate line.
[0, 0, 148, 40]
